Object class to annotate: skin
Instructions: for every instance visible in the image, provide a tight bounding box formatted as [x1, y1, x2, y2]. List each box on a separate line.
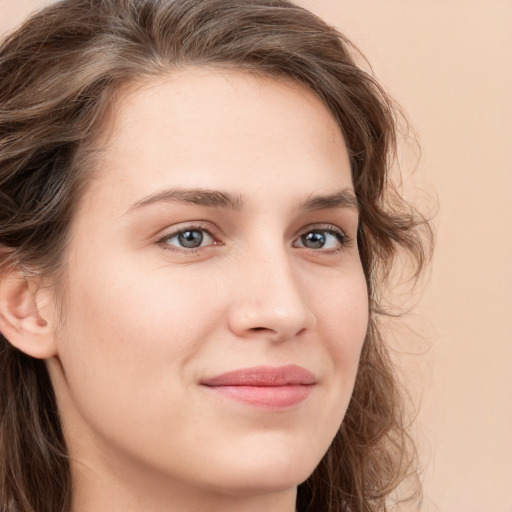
[30, 69, 368, 512]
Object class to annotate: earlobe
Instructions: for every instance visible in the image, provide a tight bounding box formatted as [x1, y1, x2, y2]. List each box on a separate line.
[0, 268, 58, 359]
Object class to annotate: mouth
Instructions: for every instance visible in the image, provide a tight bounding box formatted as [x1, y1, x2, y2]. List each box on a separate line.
[200, 364, 316, 409]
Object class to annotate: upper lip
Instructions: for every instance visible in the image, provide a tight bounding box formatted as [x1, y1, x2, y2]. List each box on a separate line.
[201, 364, 316, 387]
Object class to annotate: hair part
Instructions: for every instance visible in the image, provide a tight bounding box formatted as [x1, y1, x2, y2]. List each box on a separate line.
[0, 1, 432, 511]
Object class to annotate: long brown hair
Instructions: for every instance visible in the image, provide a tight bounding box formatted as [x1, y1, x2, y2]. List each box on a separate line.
[0, 1, 432, 511]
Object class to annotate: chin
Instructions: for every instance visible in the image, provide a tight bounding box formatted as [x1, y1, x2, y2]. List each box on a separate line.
[213, 469, 311, 498]
[200, 443, 321, 497]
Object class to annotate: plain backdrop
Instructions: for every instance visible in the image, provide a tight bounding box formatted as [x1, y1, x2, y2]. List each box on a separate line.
[1, 1, 511, 511]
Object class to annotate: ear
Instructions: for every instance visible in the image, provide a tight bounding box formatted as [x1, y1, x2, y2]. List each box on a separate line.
[0, 267, 58, 359]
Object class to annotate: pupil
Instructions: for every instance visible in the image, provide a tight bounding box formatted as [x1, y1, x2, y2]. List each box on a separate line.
[303, 231, 325, 249]
[178, 230, 204, 248]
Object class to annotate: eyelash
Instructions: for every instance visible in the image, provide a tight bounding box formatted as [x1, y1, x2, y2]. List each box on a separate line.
[157, 223, 218, 255]
[156, 223, 351, 255]
[294, 224, 350, 253]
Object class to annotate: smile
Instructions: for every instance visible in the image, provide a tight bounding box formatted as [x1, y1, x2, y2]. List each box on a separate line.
[200, 365, 316, 409]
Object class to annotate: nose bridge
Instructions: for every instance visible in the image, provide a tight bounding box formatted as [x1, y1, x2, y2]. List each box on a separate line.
[228, 236, 315, 340]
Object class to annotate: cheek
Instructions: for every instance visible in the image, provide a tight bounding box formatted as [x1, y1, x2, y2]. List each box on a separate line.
[292, 269, 368, 463]
[54, 262, 210, 412]
[62, 251, 218, 346]
[55, 248, 243, 414]
[52, 263, 225, 470]
[316, 269, 369, 384]
[316, 265, 369, 337]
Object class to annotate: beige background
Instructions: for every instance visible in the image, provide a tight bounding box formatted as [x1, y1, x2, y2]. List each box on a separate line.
[1, 1, 511, 511]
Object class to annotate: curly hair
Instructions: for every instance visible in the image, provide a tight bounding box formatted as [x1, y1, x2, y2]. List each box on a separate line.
[0, 1, 432, 511]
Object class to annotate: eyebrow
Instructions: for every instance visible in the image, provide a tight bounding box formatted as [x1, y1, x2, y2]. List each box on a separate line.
[299, 189, 360, 213]
[125, 187, 359, 214]
[126, 188, 244, 213]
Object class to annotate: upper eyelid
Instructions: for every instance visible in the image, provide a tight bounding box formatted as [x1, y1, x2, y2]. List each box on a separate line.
[156, 227, 218, 256]
[157, 222, 217, 237]
[295, 223, 349, 238]
[294, 226, 349, 245]
[154, 221, 352, 246]
[155, 223, 219, 247]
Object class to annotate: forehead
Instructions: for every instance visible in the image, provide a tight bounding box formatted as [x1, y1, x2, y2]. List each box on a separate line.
[83, 67, 352, 213]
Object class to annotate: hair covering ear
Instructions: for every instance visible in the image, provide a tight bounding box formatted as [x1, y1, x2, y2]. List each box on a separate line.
[0, 269, 57, 359]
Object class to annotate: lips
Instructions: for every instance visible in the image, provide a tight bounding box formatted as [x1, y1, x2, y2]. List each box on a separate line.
[201, 365, 316, 409]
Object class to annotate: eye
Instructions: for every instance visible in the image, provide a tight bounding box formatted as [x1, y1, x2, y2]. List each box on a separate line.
[294, 227, 348, 251]
[159, 227, 215, 250]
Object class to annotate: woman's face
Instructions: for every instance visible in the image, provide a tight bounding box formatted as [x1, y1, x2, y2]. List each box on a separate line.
[47, 68, 368, 506]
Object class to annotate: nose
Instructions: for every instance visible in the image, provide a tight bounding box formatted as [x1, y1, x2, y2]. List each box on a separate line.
[227, 250, 316, 343]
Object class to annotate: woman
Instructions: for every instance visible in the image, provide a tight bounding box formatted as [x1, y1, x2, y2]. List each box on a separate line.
[0, 1, 431, 511]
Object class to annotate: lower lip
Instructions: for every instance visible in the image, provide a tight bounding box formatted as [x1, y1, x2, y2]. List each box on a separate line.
[204, 384, 314, 409]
